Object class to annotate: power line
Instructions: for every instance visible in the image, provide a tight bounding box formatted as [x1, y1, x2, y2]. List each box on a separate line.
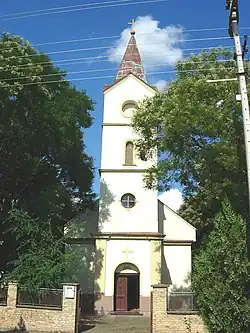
[0, 33, 234, 53]
[31, 27, 250, 48]
[0, 36, 233, 60]
[52, 45, 234, 67]
[0, 0, 167, 21]
[0, 0, 136, 18]
[0, 59, 236, 83]
[0, 45, 234, 72]
[1, 26, 249, 51]
[0, 67, 238, 88]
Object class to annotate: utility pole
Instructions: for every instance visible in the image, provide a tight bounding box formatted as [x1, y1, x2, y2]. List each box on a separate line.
[226, 0, 250, 263]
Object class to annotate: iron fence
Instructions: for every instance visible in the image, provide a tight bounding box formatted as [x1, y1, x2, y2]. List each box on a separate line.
[0, 286, 7, 305]
[17, 287, 63, 308]
[168, 292, 198, 312]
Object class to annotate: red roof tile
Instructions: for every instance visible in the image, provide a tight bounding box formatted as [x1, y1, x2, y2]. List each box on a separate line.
[116, 33, 145, 81]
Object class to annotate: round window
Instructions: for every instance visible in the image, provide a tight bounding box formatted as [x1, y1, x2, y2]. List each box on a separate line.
[121, 193, 136, 209]
[121, 101, 137, 118]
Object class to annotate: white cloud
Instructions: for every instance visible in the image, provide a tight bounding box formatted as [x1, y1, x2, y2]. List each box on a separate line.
[153, 79, 168, 92]
[158, 189, 183, 212]
[107, 15, 184, 71]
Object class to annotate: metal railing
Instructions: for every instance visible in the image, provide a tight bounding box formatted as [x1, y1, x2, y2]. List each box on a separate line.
[17, 287, 63, 308]
[0, 287, 7, 305]
[168, 292, 198, 312]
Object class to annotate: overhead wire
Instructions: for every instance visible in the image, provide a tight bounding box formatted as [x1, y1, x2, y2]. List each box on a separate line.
[0, 45, 234, 72]
[1, 27, 249, 50]
[28, 27, 250, 47]
[1, 25, 250, 50]
[0, 67, 238, 88]
[0, 0, 167, 21]
[0, 6, 240, 87]
[0, 36, 233, 60]
[0, 0, 139, 18]
[0, 59, 237, 83]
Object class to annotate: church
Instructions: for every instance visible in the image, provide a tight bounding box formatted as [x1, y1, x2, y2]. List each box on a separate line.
[66, 25, 196, 315]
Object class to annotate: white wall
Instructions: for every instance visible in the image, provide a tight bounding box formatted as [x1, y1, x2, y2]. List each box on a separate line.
[103, 75, 155, 124]
[99, 173, 158, 233]
[101, 126, 155, 170]
[162, 204, 196, 242]
[101, 75, 156, 171]
[99, 74, 158, 233]
[163, 245, 192, 290]
[105, 239, 151, 297]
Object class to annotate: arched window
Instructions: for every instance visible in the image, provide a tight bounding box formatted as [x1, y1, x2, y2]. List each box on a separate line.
[125, 141, 134, 165]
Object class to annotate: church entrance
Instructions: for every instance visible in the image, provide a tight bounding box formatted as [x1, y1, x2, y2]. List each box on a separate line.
[114, 263, 140, 312]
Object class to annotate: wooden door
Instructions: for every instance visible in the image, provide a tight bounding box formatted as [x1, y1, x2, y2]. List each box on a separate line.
[116, 276, 127, 311]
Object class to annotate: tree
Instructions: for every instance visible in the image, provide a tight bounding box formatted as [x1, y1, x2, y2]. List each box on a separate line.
[4, 209, 74, 290]
[192, 198, 250, 333]
[0, 33, 95, 277]
[132, 48, 249, 238]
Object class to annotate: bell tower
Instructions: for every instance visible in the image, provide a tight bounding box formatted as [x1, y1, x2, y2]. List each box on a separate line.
[98, 24, 158, 233]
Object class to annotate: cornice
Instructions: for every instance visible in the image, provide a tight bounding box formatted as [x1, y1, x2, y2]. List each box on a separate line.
[66, 235, 194, 244]
[94, 232, 165, 241]
[163, 240, 194, 246]
[99, 168, 147, 175]
[102, 123, 131, 127]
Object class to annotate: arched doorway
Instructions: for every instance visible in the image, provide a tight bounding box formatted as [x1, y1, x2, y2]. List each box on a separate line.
[114, 263, 140, 312]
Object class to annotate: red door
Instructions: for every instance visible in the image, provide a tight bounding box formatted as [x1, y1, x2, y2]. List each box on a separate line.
[116, 276, 127, 311]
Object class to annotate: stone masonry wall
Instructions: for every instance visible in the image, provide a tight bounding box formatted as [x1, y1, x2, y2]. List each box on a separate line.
[151, 284, 207, 333]
[0, 283, 80, 333]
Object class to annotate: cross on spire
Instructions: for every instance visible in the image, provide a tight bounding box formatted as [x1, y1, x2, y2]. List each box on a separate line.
[128, 19, 135, 35]
[115, 21, 146, 82]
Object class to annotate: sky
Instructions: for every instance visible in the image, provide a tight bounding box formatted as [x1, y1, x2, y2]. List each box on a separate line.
[0, 0, 249, 210]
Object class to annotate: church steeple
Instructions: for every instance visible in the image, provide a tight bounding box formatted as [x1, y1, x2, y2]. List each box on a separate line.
[116, 21, 146, 82]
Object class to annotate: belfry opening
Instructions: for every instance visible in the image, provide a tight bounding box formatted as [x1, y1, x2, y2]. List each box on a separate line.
[114, 263, 140, 312]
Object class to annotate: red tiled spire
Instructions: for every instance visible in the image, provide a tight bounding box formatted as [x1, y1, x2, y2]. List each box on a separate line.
[116, 31, 146, 82]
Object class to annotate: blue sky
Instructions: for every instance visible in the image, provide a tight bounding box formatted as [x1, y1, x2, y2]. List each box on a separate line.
[1, 0, 249, 195]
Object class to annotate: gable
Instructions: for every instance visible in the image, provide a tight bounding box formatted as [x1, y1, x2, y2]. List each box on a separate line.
[158, 199, 196, 242]
[103, 74, 156, 125]
[104, 73, 156, 95]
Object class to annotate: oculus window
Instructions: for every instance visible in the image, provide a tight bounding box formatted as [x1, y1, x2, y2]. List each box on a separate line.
[121, 101, 137, 118]
[121, 193, 136, 209]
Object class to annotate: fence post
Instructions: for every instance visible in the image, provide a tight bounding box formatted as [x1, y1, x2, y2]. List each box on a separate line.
[151, 284, 169, 333]
[62, 283, 80, 333]
[7, 282, 17, 308]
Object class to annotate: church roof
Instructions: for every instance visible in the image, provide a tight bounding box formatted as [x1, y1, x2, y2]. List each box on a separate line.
[116, 32, 146, 82]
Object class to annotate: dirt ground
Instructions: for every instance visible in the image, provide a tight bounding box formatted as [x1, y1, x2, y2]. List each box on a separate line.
[79, 315, 150, 333]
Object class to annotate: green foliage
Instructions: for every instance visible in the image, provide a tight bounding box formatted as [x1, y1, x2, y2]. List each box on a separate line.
[133, 49, 249, 235]
[192, 198, 250, 333]
[0, 33, 95, 276]
[4, 209, 74, 290]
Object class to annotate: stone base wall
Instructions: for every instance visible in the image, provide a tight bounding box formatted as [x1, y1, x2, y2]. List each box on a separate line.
[158, 313, 206, 333]
[0, 283, 80, 333]
[151, 285, 207, 333]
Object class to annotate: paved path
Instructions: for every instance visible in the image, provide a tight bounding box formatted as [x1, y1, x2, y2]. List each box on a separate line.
[79, 315, 150, 333]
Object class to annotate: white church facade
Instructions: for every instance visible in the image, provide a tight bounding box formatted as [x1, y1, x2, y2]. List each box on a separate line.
[66, 28, 196, 315]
